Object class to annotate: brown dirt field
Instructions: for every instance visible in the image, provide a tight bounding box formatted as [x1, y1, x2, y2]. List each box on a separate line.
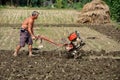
[0, 25, 120, 80]
[0, 50, 120, 80]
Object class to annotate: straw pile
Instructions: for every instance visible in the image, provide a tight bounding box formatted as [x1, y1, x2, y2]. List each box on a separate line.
[77, 0, 111, 24]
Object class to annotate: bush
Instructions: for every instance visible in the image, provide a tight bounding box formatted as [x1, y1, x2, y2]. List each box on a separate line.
[105, 0, 120, 22]
[55, 0, 63, 8]
[72, 2, 83, 10]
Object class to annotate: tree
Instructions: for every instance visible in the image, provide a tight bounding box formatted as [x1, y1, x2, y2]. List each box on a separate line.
[62, 0, 68, 8]
[111, 0, 120, 22]
[55, 0, 63, 8]
[104, 0, 120, 22]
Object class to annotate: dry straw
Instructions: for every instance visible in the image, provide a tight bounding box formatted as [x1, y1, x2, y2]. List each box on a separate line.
[77, 0, 111, 24]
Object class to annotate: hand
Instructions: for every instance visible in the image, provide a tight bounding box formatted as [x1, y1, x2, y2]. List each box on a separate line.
[32, 36, 37, 40]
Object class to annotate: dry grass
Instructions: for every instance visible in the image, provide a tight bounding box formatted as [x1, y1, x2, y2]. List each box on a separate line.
[77, 0, 110, 24]
[0, 9, 77, 24]
[0, 26, 120, 52]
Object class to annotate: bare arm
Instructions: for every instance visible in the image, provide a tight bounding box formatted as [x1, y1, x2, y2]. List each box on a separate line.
[31, 27, 34, 36]
[28, 20, 35, 37]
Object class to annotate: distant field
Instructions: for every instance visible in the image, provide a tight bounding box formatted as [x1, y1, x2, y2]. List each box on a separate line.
[0, 9, 120, 52]
[0, 9, 77, 24]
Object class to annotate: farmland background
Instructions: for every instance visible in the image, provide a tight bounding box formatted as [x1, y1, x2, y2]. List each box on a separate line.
[0, 1, 120, 80]
[0, 9, 120, 52]
[0, 0, 120, 22]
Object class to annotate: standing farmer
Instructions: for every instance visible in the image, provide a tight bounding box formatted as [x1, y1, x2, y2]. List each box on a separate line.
[13, 11, 39, 57]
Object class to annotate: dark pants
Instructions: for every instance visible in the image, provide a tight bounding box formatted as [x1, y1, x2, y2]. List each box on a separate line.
[20, 28, 33, 47]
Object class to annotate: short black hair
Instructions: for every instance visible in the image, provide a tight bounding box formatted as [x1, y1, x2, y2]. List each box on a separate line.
[32, 11, 39, 16]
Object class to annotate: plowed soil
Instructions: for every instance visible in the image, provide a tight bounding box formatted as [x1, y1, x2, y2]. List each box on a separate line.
[0, 49, 120, 80]
[0, 25, 120, 80]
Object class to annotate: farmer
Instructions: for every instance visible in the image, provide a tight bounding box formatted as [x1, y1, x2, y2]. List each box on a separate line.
[13, 11, 39, 57]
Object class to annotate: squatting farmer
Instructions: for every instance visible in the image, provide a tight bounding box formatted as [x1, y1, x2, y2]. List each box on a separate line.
[13, 11, 39, 57]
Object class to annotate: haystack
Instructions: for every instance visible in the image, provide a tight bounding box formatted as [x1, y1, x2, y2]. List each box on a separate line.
[77, 0, 111, 24]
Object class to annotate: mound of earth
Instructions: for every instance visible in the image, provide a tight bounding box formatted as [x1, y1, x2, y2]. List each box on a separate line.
[0, 50, 120, 80]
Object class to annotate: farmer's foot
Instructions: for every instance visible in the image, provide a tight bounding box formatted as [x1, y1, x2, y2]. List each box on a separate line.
[29, 54, 35, 57]
[13, 52, 18, 57]
[38, 44, 43, 49]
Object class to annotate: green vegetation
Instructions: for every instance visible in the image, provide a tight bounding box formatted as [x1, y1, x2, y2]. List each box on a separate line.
[105, 0, 120, 22]
[0, 0, 90, 9]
